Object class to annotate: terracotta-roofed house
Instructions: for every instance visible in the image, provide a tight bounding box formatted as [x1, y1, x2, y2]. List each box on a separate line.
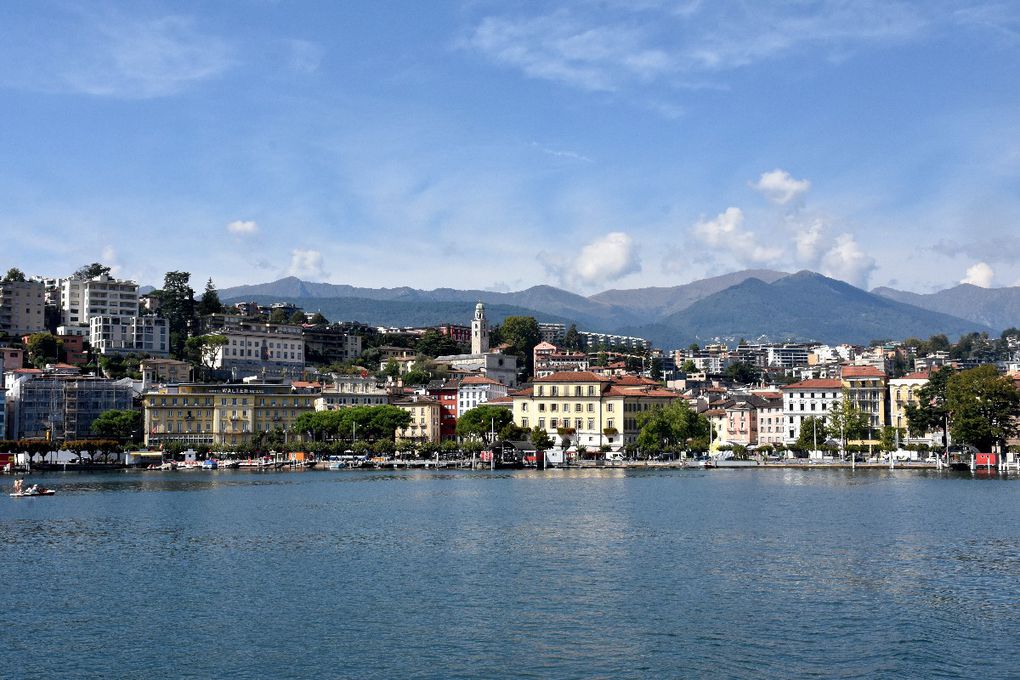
[512, 370, 683, 452]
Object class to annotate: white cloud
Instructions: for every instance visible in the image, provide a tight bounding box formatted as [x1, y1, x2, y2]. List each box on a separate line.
[286, 249, 328, 280]
[544, 231, 641, 287]
[227, 220, 259, 236]
[751, 169, 811, 205]
[692, 207, 784, 264]
[819, 233, 876, 288]
[793, 219, 825, 261]
[1, 9, 233, 98]
[961, 262, 994, 287]
[100, 245, 123, 276]
[287, 39, 324, 74]
[465, 2, 928, 94]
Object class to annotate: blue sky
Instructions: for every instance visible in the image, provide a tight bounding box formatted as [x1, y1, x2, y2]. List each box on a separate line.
[2, 1, 1019, 294]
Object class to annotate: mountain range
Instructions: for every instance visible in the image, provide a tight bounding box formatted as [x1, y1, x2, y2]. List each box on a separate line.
[219, 270, 1009, 348]
[871, 284, 1020, 332]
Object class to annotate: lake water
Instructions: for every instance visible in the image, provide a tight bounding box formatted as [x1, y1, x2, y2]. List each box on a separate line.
[2, 468, 1019, 679]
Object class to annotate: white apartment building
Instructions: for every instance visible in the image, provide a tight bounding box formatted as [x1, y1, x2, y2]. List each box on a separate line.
[208, 324, 305, 376]
[89, 315, 169, 356]
[780, 378, 843, 443]
[0, 279, 46, 336]
[456, 375, 508, 416]
[316, 375, 389, 409]
[59, 274, 139, 327]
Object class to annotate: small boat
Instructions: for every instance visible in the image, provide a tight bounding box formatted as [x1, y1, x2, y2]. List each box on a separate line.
[201, 459, 219, 470]
[11, 488, 56, 497]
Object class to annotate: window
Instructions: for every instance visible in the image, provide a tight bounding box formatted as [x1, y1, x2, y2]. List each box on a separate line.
[587, 403, 594, 412]
[522, 418, 529, 428]
[607, 403, 614, 412]
[538, 418, 545, 429]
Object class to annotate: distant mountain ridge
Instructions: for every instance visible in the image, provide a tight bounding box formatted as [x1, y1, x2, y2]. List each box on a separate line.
[872, 284, 1020, 331]
[220, 270, 994, 348]
[620, 272, 992, 347]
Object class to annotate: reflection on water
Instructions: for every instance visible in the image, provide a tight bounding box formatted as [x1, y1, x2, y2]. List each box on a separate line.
[2, 468, 1019, 679]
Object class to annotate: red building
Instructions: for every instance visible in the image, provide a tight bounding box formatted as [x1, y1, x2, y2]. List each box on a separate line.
[426, 378, 460, 441]
[59, 334, 89, 366]
[438, 324, 471, 345]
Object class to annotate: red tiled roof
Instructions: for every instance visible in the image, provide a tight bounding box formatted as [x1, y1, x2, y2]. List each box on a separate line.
[487, 396, 513, 404]
[841, 365, 885, 377]
[605, 386, 680, 398]
[534, 371, 611, 383]
[781, 379, 843, 390]
[900, 371, 930, 380]
[460, 375, 501, 385]
[611, 374, 659, 386]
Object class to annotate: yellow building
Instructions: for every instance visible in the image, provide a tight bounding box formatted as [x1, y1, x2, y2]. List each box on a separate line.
[841, 365, 888, 444]
[511, 371, 681, 450]
[888, 371, 932, 444]
[392, 395, 441, 443]
[143, 383, 318, 447]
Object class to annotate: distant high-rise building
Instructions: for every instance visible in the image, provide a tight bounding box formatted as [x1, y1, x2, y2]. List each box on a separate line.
[59, 274, 139, 327]
[0, 279, 46, 336]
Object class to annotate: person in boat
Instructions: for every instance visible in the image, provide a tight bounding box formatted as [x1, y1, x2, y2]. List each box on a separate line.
[13, 478, 23, 494]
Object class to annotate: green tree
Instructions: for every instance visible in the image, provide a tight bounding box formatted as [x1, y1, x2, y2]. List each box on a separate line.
[378, 359, 400, 380]
[415, 329, 462, 358]
[269, 308, 289, 324]
[530, 426, 553, 449]
[197, 278, 223, 316]
[289, 310, 307, 325]
[904, 366, 953, 450]
[879, 426, 901, 452]
[99, 352, 146, 379]
[293, 405, 411, 442]
[795, 416, 828, 451]
[309, 312, 329, 325]
[563, 324, 582, 351]
[2, 267, 27, 282]
[681, 359, 698, 374]
[649, 357, 663, 381]
[498, 316, 542, 377]
[946, 365, 1020, 452]
[635, 399, 710, 455]
[26, 333, 62, 367]
[185, 334, 228, 378]
[457, 404, 514, 440]
[161, 271, 196, 359]
[73, 262, 112, 280]
[91, 409, 143, 442]
[724, 361, 758, 384]
[828, 392, 870, 450]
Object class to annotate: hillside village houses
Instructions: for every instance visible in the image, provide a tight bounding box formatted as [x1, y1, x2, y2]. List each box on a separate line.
[2, 262, 1020, 453]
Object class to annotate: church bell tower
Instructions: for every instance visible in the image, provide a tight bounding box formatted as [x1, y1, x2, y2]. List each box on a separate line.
[471, 302, 489, 355]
